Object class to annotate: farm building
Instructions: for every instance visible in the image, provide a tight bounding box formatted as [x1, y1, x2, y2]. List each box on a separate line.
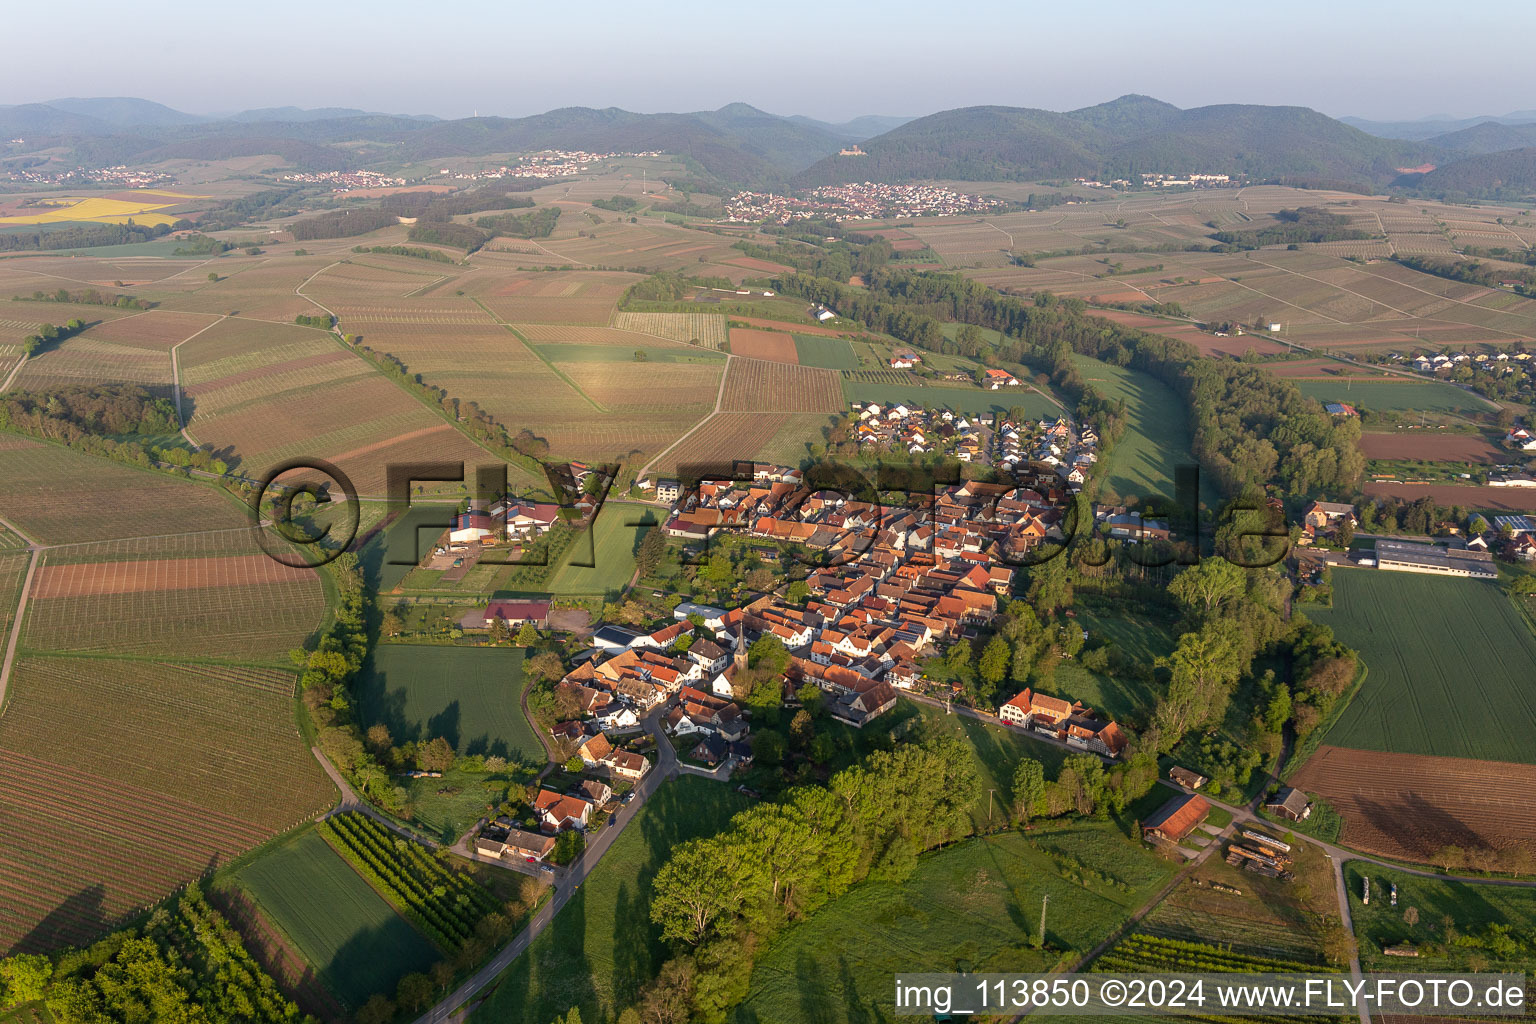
[1323, 402, 1358, 418]
[889, 349, 922, 369]
[1373, 538, 1497, 580]
[482, 599, 551, 628]
[1264, 786, 1312, 822]
[982, 368, 1020, 389]
[449, 510, 497, 545]
[1140, 792, 1211, 844]
[475, 819, 557, 862]
[1169, 766, 1208, 789]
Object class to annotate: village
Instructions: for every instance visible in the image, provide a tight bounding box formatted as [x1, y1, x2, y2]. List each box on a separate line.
[725, 182, 1002, 223]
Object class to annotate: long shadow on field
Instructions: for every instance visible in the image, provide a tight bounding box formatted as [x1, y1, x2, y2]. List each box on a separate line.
[839, 953, 882, 1024]
[794, 951, 837, 1024]
[1352, 794, 1492, 861]
[14, 882, 108, 954]
[427, 700, 462, 751]
[609, 881, 652, 1009]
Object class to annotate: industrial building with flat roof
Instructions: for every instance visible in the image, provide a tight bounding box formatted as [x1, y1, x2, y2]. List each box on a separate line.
[1373, 538, 1497, 579]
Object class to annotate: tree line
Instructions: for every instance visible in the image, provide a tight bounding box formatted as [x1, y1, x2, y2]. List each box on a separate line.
[771, 267, 1365, 505]
[0, 218, 185, 253]
[15, 288, 150, 310]
[1209, 207, 1373, 250]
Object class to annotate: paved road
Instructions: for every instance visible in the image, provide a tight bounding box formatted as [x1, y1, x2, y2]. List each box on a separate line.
[412, 710, 681, 1024]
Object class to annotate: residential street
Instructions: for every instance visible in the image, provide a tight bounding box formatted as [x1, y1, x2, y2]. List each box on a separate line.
[412, 708, 680, 1024]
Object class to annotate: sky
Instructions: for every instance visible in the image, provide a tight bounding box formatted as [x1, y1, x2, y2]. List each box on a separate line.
[5, 0, 1534, 122]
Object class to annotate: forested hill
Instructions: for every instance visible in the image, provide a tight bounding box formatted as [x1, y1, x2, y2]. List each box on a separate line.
[793, 95, 1432, 187]
[1406, 147, 1536, 198]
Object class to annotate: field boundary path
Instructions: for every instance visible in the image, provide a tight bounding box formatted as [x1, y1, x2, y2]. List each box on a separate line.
[0, 353, 27, 392]
[309, 746, 442, 849]
[0, 514, 43, 714]
[636, 354, 735, 482]
[169, 313, 230, 445]
[412, 711, 680, 1024]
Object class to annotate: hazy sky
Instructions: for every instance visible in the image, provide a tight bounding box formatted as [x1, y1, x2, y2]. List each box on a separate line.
[6, 0, 1533, 122]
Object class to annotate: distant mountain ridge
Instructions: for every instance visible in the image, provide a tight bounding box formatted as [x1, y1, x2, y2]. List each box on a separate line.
[793, 95, 1431, 187]
[6, 94, 1536, 194]
[1343, 111, 1536, 141]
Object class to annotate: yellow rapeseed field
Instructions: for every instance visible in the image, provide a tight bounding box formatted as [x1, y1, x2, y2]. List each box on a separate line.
[0, 196, 190, 227]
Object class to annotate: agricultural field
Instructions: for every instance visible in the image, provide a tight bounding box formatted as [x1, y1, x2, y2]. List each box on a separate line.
[319, 812, 503, 951]
[1363, 481, 1536, 512]
[467, 269, 638, 325]
[611, 310, 727, 349]
[1358, 431, 1503, 461]
[1345, 863, 1536, 972]
[542, 504, 661, 598]
[720, 358, 844, 412]
[650, 411, 794, 476]
[1290, 747, 1536, 861]
[0, 550, 33, 642]
[469, 776, 751, 1024]
[230, 829, 439, 1009]
[178, 317, 494, 494]
[1131, 840, 1343, 965]
[357, 644, 538, 761]
[0, 435, 247, 543]
[735, 825, 1176, 1024]
[0, 191, 206, 227]
[23, 547, 324, 660]
[791, 333, 859, 369]
[1068, 353, 1199, 506]
[727, 327, 799, 363]
[1291, 377, 1493, 413]
[1307, 572, 1536, 765]
[0, 658, 333, 953]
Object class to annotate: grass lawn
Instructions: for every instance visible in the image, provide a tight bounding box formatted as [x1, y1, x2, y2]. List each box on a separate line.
[358, 644, 539, 762]
[231, 829, 438, 1009]
[733, 823, 1176, 1024]
[1068, 353, 1203, 508]
[469, 776, 751, 1024]
[842, 379, 1056, 418]
[1293, 378, 1493, 413]
[401, 763, 539, 843]
[367, 503, 461, 591]
[908, 702, 1068, 830]
[791, 334, 858, 370]
[541, 505, 659, 599]
[1048, 600, 1173, 724]
[1308, 572, 1536, 764]
[1345, 862, 1536, 970]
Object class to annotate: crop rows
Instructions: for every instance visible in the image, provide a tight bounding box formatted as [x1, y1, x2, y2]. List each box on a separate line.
[0, 440, 246, 544]
[24, 569, 323, 659]
[320, 813, 499, 950]
[1095, 935, 1339, 1023]
[612, 311, 728, 349]
[720, 359, 843, 412]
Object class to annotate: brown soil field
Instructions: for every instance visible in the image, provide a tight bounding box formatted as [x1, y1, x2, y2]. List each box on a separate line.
[727, 328, 799, 363]
[1363, 481, 1536, 511]
[735, 316, 844, 337]
[1291, 746, 1536, 860]
[1261, 359, 1387, 379]
[78, 310, 221, 350]
[1359, 433, 1503, 462]
[31, 555, 313, 599]
[720, 359, 842, 413]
